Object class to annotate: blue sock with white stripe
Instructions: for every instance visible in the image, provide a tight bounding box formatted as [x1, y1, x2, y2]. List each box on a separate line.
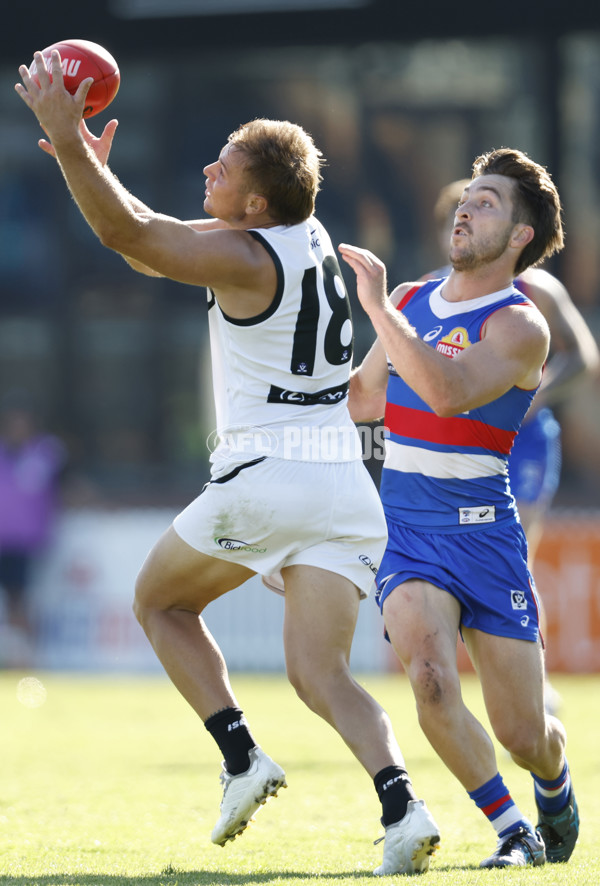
[469, 773, 533, 838]
[532, 760, 571, 814]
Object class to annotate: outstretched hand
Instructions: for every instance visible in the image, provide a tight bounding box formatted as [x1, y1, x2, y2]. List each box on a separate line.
[338, 243, 389, 317]
[38, 117, 119, 165]
[15, 50, 92, 132]
[16, 50, 119, 165]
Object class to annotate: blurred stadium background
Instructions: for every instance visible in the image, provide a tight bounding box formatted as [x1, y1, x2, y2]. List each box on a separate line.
[1, 0, 599, 672]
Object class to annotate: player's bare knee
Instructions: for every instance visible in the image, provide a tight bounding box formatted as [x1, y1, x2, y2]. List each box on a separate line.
[409, 656, 459, 711]
[287, 667, 321, 714]
[286, 657, 343, 717]
[132, 586, 146, 626]
[132, 568, 154, 625]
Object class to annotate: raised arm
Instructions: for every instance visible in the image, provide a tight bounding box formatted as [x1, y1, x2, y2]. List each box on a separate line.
[339, 243, 550, 417]
[15, 51, 272, 295]
[122, 218, 233, 277]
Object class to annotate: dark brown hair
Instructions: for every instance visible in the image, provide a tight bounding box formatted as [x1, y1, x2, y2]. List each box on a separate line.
[472, 147, 564, 275]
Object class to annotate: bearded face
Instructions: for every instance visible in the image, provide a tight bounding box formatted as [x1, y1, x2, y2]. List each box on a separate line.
[449, 220, 515, 272]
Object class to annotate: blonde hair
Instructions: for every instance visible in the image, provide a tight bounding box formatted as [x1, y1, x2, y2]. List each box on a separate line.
[228, 119, 323, 225]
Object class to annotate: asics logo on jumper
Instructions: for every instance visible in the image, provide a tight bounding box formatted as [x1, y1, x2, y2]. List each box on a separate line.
[511, 589, 528, 610]
[479, 508, 490, 519]
[215, 537, 267, 553]
[423, 325, 443, 342]
[359, 554, 378, 576]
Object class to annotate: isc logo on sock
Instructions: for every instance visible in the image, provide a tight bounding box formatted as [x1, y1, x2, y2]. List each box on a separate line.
[227, 718, 245, 732]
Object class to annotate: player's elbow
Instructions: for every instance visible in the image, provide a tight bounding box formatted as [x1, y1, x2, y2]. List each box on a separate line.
[350, 397, 386, 423]
[426, 387, 469, 418]
[423, 370, 475, 416]
[97, 213, 150, 256]
[121, 254, 164, 278]
[348, 388, 386, 423]
[348, 370, 386, 422]
[97, 223, 135, 254]
[432, 396, 470, 417]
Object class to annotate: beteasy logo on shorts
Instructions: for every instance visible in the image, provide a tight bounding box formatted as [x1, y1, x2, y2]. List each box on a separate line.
[215, 537, 267, 554]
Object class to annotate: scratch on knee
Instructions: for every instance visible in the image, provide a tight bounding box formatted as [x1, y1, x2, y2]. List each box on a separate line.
[422, 659, 443, 704]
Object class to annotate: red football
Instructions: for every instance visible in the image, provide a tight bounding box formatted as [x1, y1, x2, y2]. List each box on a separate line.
[29, 38, 120, 118]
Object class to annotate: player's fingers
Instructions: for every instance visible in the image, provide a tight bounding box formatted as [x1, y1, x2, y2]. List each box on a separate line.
[103, 119, 119, 139]
[17, 62, 35, 88]
[38, 139, 56, 158]
[338, 243, 364, 270]
[14, 82, 32, 106]
[49, 49, 65, 84]
[339, 244, 384, 280]
[74, 76, 94, 104]
[339, 243, 380, 268]
[31, 51, 52, 86]
[339, 242, 369, 256]
[15, 56, 41, 104]
[337, 250, 360, 272]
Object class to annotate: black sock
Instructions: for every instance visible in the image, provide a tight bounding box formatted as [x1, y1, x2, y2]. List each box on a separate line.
[374, 765, 419, 826]
[204, 707, 256, 775]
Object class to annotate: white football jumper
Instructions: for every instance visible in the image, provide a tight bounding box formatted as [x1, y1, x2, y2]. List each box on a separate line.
[173, 216, 387, 595]
[208, 216, 362, 467]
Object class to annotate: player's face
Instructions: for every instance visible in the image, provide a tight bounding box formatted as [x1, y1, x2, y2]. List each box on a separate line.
[449, 175, 518, 272]
[203, 144, 252, 222]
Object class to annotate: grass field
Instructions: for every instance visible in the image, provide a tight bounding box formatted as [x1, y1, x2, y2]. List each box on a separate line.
[0, 671, 598, 885]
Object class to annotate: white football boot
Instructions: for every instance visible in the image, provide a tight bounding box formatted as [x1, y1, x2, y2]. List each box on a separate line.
[374, 799, 441, 875]
[211, 746, 287, 846]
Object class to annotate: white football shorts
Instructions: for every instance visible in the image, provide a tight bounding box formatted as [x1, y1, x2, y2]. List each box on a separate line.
[173, 455, 387, 598]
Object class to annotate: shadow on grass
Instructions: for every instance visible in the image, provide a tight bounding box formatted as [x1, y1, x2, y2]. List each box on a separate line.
[0, 862, 480, 885]
[0, 874, 370, 886]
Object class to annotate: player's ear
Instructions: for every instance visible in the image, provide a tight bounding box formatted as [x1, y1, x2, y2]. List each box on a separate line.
[246, 194, 268, 216]
[512, 224, 534, 248]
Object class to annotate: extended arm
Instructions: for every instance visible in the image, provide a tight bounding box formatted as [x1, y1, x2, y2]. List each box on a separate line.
[122, 218, 233, 277]
[15, 51, 270, 294]
[339, 243, 550, 417]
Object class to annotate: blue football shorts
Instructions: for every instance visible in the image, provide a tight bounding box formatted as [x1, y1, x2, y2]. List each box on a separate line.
[509, 407, 561, 506]
[375, 519, 541, 642]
